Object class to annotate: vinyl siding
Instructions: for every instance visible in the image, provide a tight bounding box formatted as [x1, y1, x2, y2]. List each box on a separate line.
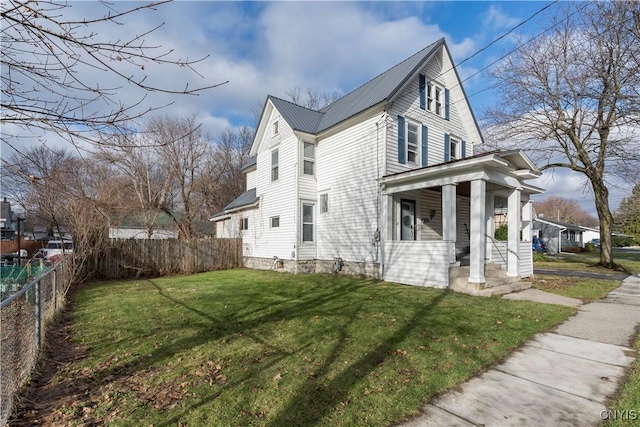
[246, 170, 256, 191]
[246, 108, 298, 260]
[315, 114, 383, 263]
[386, 52, 475, 175]
[384, 241, 450, 287]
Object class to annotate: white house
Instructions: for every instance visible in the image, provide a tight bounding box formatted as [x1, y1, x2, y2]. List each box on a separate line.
[211, 38, 543, 295]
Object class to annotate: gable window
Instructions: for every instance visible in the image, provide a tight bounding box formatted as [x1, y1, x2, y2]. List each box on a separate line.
[240, 217, 249, 231]
[273, 120, 279, 135]
[303, 142, 315, 175]
[270, 216, 280, 228]
[427, 82, 448, 118]
[271, 148, 279, 181]
[319, 193, 329, 213]
[302, 203, 314, 242]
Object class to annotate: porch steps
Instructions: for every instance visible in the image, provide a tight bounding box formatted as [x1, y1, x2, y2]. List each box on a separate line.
[449, 263, 532, 297]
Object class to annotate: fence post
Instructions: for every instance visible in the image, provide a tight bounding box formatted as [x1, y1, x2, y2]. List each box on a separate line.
[35, 279, 41, 351]
[53, 267, 57, 310]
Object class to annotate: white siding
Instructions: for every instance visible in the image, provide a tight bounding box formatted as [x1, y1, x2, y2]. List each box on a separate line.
[519, 241, 533, 277]
[456, 195, 470, 254]
[246, 170, 257, 191]
[386, 50, 476, 176]
[315, 114, 383, 263]
[419, 189, 442, 240]
[246, 107, 298, 260]
[384, 241, 450, 288]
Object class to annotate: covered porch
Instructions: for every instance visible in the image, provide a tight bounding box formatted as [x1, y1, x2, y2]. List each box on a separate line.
[379, 150, 543, 293]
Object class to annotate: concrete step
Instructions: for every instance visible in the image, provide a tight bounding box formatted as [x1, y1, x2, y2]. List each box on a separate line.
[453, 281, 532, 297]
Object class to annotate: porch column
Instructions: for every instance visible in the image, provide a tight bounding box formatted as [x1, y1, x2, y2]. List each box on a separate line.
[485, 191, 495, 261]
[442, 184, 457, 264]
[522, 198, 533, 242]
[469, 179, 486, 284]
[507, 188, 521, 277]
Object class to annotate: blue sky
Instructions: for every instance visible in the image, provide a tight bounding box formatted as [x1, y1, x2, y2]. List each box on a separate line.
[2, 1, 633, 217]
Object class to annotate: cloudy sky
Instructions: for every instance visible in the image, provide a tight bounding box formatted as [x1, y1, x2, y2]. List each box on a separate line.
[2, 1, 634, 216]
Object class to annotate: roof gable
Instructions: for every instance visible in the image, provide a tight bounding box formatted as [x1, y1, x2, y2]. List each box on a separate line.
[250, 38, 483, 149]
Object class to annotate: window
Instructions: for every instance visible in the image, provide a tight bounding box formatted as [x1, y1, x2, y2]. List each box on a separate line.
[270, 216, 280, 228]
[271, 148, 279, 181]
[273, 120, 279, 135]
[407, 122, 419, 164]
[303, 142, 315, 175]
[240, 217, 249, 231]
[320, 193, 329, 213]
[302, 203, 314, 242]
[398, 116, 428, 167]
[449, 138, 458, 161]
[427, 82, 446, 118]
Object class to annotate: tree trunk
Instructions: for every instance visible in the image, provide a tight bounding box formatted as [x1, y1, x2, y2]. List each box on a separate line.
[592, 179, 615, 267]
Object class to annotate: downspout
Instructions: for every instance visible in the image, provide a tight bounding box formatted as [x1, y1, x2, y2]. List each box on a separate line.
[378, 113, 387, 277]
[294, 140, 300, 268]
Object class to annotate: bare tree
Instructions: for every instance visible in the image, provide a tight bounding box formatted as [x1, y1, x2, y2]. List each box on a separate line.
[534, 196, 598, 227]
[1, 0, 226, 149]
[96, 131, 174, 238]
[149, 114, 212, 239]
[286, 86, 342, 110]
[484, 1, 640, 268]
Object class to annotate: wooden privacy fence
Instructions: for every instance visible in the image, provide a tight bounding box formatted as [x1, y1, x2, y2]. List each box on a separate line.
[96, 238, 243, 279]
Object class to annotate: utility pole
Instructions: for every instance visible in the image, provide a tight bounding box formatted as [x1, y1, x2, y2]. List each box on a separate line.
[16, 217, 23, 266]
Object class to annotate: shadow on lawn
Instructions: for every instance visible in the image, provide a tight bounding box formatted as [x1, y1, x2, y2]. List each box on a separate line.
[148, 280, 452, 427]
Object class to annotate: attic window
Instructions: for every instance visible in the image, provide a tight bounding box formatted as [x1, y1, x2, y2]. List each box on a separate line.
[273, 120, 279, 135]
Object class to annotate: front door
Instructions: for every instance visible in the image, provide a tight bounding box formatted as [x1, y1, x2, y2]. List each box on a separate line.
[400, 199, 416, 240]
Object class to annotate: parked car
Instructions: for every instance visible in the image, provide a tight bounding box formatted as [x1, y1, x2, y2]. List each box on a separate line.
[532, 236, 547, 253]
[41, 240, 73, 259]
[589, 238, 601, 248]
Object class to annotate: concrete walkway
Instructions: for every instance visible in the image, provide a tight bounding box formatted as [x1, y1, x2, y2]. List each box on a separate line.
[398, 274, 640, 427]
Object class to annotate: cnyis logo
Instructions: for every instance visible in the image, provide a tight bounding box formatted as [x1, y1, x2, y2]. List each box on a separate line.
[600, 409, 638, 421]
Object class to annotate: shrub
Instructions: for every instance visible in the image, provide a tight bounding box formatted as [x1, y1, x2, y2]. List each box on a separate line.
[495, 224, 508, 241]
[612, 236, 635, 247]
[584, 242, 596, 252]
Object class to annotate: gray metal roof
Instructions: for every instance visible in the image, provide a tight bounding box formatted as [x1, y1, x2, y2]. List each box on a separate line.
[317, 39, 442, 132]
[241, 156, 257, 171]
[268, 96, 324, 134]
[223, 188, 259, 211]
[266, 39, 444, 135]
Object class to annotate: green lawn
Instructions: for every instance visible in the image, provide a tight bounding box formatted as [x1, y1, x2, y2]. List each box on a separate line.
[605, 335, 640, 427]
[531, 276, 621, 302]
[54, 269, 573, 426]
[534, 250, 640, 275]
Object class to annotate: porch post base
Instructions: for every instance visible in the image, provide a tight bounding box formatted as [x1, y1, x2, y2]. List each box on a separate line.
[468, 276, 486, 284]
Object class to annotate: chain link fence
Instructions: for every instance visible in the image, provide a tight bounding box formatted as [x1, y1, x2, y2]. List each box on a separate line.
[0, 257, 72, 426]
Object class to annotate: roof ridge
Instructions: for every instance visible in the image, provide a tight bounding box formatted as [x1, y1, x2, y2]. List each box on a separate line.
[268, 94, 326, 114]
[320, 38, 444, 113]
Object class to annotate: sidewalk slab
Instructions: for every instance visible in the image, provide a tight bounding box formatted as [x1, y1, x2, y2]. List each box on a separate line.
[400, 405, 473, 427]
[502, 288, 582, 307]
[530, 333, 636, 367]
[496, 344, 626, 401]
[554, 302, 640, 346]
[431, 370, 605, 427]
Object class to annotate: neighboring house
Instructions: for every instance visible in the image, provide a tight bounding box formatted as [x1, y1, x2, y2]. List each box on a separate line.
[581, 226, 600, 245]
[1, 198, 16, 240]
[533, 217, 584, 254]
[109, 210, 179, 240]
[211, 38, 543, 291]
